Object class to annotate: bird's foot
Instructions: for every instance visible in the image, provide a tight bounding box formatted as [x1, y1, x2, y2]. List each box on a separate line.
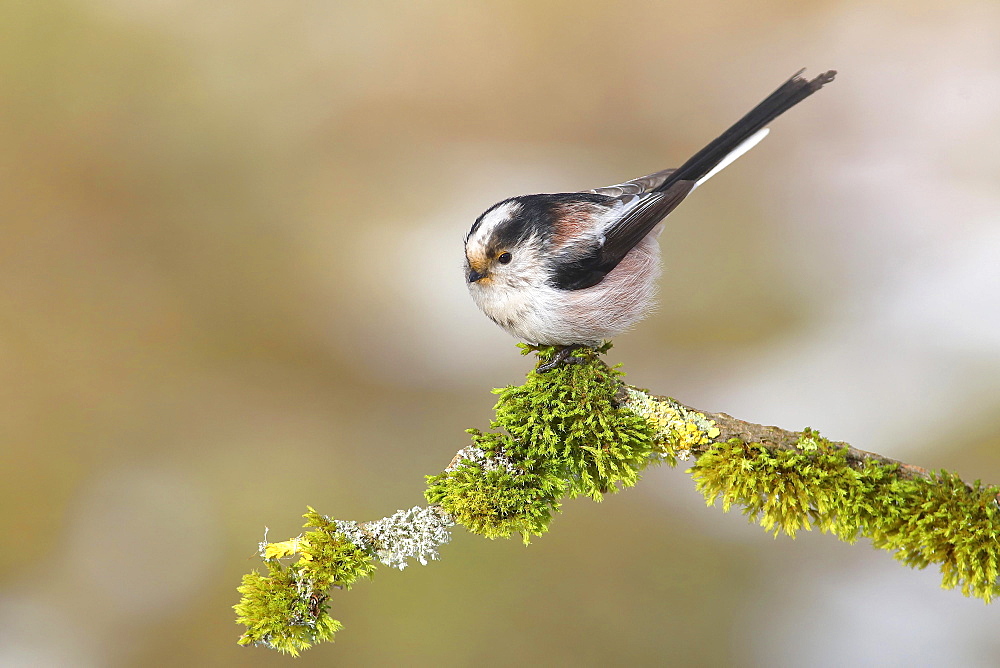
[536, 345, 587, 373]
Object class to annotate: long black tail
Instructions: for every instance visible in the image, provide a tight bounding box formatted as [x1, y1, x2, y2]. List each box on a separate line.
[657, 69, 836, 192]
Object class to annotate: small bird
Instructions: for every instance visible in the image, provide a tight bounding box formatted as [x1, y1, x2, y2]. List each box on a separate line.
[464, 69, 836, 368]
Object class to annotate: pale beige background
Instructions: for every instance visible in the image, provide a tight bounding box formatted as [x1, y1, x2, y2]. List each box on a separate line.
[3, 1, 1000, 666]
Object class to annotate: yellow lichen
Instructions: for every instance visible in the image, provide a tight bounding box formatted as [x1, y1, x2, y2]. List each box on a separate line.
[622, 388, 720, 462]
[263, 538, 303, 560]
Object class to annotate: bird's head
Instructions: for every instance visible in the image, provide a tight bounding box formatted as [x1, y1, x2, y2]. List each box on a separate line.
[464, 198, 538, 289]
[464, 193, 611, 292]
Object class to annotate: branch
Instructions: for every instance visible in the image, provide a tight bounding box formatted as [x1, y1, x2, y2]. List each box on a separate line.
[668, 398, 931, 481]
[234, 345, 1000, 655]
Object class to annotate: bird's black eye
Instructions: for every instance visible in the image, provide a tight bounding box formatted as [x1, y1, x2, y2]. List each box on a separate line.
[498, 252, 512, 264]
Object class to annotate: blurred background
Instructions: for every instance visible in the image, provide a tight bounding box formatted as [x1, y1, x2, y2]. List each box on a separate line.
[3, 0, 1000, 665]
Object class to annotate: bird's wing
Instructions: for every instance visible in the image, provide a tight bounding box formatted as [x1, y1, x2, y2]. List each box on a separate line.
[597, 180, 695, 266]
[588, 168, 676, 197]
[549, 180, 695, 290]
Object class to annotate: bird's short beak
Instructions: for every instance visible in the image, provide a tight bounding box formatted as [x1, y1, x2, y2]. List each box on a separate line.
[467, 268, 487, 283]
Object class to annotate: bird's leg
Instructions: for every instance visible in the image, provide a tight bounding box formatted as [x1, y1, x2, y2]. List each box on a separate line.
[536, 345, 587, 373]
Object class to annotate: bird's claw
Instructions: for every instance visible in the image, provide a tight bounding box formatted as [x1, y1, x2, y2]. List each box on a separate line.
[536, 346, 586, 373]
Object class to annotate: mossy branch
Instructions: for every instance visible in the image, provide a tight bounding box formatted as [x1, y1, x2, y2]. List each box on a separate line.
[235, 345, 1000, 655]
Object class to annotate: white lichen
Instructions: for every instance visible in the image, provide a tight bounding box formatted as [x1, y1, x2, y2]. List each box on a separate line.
[336, 506, 455, 570]
[447, 445, 519, 474]
[258, 527, 271, 559]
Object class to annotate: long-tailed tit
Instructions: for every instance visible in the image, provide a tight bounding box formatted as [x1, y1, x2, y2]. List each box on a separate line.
[464, 69, 836, 363]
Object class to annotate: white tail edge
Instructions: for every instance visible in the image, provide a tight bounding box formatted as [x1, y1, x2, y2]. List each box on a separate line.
[693, 128, 770, 190]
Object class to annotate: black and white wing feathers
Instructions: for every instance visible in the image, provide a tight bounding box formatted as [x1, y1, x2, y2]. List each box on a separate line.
[549, 182, 694, 290]
[588, 168, 676, 198]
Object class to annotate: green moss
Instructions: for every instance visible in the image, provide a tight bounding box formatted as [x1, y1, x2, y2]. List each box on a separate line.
[234, 508, 377, 654]
[691, 436, 869, 538]
[299, 509, 378, 586]
[498, 344, 657, 499]
[425, 431, 567, 543]
[869, 472, 1000, 601]
[234, 563, 342, 656]
[425, 344, 659, 542]
[690, 434, 1000, 602]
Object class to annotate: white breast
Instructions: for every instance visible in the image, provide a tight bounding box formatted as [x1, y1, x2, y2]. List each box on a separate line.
[468, 228, 662, 346]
